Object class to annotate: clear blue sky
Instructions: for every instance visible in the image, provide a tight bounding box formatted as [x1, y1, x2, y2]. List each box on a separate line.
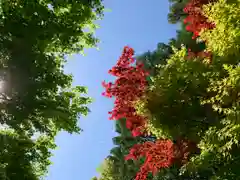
[46, 1, 177, 180]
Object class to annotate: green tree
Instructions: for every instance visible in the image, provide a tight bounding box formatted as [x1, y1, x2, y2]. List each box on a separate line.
[0, 0, 103, 136]
[180, 1, 240, 178]
[0, 0, 104, 178]
[0, 129, 56, 180]
[135, 0, 240, 179]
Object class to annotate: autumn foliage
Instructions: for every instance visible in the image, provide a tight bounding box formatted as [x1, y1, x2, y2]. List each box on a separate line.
[100, 0, 240, 179]
[124, 138, 198, 180]
[125, 140, 174, 180]
[102, 46, 200, 180]
[102, 46, 149, 137]
[102, 0, 218, 179]
[183, 0, 215, 39]
[183, 0, 216, 61]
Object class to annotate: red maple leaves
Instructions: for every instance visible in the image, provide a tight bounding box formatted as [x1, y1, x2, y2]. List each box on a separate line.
[184, 0, 215, 39]
[102, 46, 149, 137]
[125, 140, 174, 179]
[124, 138, 198, 180]
[102, 46, 199, 180]
[184, 0, 215, 61]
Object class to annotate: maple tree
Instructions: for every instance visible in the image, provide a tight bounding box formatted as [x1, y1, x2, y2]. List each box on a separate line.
[102, 46, 202, 180]
[102, 46, 149, 137]
[183, 0, 215, 39]
[101, 0, 217, 179]
[99, 0, 240, 179]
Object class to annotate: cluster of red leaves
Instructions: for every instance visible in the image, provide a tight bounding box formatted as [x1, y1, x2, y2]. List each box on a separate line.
[125, 140, 174, 180]
[125, 139, 198, 180]
[184, 0, 215, 61]
[102, 46, 149, 137]
[183, 0, 215, 39]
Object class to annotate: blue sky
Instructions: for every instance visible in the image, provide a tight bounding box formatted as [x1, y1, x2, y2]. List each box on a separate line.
[46, 1, 177, 180]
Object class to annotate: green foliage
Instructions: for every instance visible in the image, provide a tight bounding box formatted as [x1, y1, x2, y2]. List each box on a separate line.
[0, 129, 56, 180]
[1, 84, 92, 137]
[178, 0, 240, 178]
[0, 0, 103, 178]
[136, 43, 173, 75]
[181, 64, 240, 179]
[136, 47, 217, 141]
[94, 159, 116, 180]
[134, 99, 169, 139]
[200, 0, 240, 57]
[180, 119, 240, 179]
[168, 0, 188, 24]
[170, 23, 206, 53]
[202, 64, 240, 115]
[0, 0, 103, 54]
[0, 0, 99, 137]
